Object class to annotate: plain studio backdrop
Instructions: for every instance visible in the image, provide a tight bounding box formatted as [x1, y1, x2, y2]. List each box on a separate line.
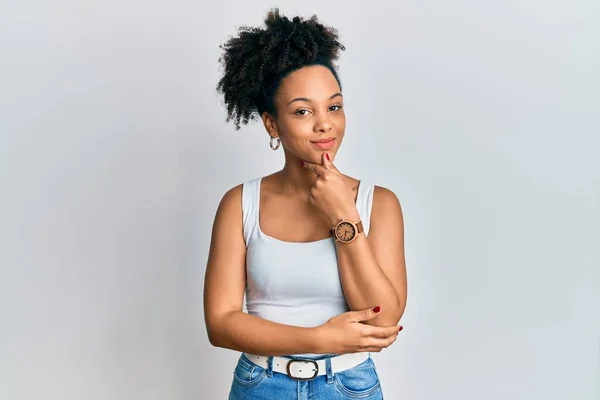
[1, 0, 599, 399]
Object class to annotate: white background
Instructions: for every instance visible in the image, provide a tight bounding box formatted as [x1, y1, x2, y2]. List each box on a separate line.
[1, 1, 599, 399]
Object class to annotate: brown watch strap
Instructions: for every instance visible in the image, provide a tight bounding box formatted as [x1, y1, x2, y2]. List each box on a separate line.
[356, 220, 364, 234]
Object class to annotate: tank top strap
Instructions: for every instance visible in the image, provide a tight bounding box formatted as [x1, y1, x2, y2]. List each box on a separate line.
[355, 180, 375, 236]
[241, 177, 260, 245]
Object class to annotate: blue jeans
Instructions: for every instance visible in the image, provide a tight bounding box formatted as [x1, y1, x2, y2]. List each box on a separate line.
[228, 353, 384, 399]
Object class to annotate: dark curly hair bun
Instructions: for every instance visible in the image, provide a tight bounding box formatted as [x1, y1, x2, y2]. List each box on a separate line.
[217, 8, 346, 130]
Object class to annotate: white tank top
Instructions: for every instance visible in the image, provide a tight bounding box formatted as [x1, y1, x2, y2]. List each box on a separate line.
[241, 176, 375, 356]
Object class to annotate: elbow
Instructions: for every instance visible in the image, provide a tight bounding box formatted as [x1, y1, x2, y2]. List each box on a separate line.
[390, 297, 407, 325]
[206, 320, 226, 348]
[207, 323, 232, 349]
[206, 326, 219, 347]
[206, 311, 238, 349]
[208, 329, 229, 349]
[372, 299, 405, 326]
[207, 331, 221, 348]
[381, 310, 403, 327]
[386, 291, 407, 325]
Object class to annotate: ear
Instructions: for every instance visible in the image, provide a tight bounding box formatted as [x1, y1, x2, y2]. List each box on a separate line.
[261, 112, 278, 138]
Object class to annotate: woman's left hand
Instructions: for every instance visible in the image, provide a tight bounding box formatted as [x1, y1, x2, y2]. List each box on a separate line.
[301, 153, 361, 225]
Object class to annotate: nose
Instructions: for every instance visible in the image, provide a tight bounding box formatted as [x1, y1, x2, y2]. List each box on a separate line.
[313, 113, 333, 133]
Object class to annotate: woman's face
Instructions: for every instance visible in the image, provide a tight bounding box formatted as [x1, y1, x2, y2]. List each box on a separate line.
[263, 65, 346, 165]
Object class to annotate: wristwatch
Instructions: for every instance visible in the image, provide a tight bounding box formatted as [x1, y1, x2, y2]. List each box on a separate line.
[330, 218, 364, 243]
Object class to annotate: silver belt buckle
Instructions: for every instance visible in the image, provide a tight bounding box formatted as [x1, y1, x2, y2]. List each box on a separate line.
[286, 359, 319, 381]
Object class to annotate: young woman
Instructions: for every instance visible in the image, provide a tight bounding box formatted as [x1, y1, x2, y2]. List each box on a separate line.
[204, 9, 408, 399]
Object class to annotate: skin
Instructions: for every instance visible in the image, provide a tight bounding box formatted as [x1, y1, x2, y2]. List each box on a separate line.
[204, 65, 408, 356]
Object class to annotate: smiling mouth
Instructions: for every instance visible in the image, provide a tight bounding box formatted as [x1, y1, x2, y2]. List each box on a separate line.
[311, 138, 336, 150]
[311, 138, 335, 144]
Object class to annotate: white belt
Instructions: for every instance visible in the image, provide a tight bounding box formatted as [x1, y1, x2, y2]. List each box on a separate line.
[244, 352, 370, 381]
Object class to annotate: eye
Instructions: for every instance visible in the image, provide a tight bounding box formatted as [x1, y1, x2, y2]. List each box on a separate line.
[329, 104, 343, 112]
[294, 109, 311, 116]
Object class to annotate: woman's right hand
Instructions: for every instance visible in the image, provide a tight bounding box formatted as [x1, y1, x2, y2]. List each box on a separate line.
[314, 306, 403, 354]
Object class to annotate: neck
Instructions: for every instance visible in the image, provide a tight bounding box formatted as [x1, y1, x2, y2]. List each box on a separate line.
[276, 160, 317, 195]
[269, 148, 326, 194]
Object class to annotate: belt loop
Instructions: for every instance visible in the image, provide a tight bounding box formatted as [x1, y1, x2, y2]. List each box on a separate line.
[325, 355, 333, 384]
[266, 356, 274, 378]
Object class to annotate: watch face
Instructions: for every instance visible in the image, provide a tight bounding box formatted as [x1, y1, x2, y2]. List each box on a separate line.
[336, 221, 356, 242]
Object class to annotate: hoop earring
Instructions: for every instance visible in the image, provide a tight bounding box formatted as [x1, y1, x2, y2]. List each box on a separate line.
[270, 137, 281, 150]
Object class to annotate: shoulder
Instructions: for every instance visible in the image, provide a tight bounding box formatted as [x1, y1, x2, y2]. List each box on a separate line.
[371, 184, 404, 223]
[373, 184, 400, 204]
[218, 176, 262, 205]
[219, 183, 244, 208]
[213, 182, 245, 225]
[215, 176, 263, 214]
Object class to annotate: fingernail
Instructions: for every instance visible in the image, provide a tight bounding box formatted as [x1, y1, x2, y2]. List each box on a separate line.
[325, 153, 330, 161]
[299, 160, 304, 166]
[373, 306, 381, 313]
[398, 326, 403, 332]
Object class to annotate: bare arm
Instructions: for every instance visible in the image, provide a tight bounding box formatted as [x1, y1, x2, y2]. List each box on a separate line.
[203, 185, 323, 355]
[333, 186, 408, 326]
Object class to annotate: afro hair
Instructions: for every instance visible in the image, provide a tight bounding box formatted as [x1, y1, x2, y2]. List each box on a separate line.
[216, 8, 346, 130]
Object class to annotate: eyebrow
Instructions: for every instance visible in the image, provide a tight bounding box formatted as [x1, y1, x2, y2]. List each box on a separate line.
[287, 92, 343, 106]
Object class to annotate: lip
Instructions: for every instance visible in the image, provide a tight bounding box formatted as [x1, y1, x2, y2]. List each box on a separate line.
[311, 138, 336, 150]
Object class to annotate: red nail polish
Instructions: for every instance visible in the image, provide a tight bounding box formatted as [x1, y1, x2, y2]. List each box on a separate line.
[373, 306, 381, 313]
[398, 326, 403, 332]
[325, 153, 330, 161]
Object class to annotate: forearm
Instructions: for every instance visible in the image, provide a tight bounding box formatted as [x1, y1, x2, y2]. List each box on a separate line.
[336, 230, 402, 326]
[208, 311, 324, 356]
